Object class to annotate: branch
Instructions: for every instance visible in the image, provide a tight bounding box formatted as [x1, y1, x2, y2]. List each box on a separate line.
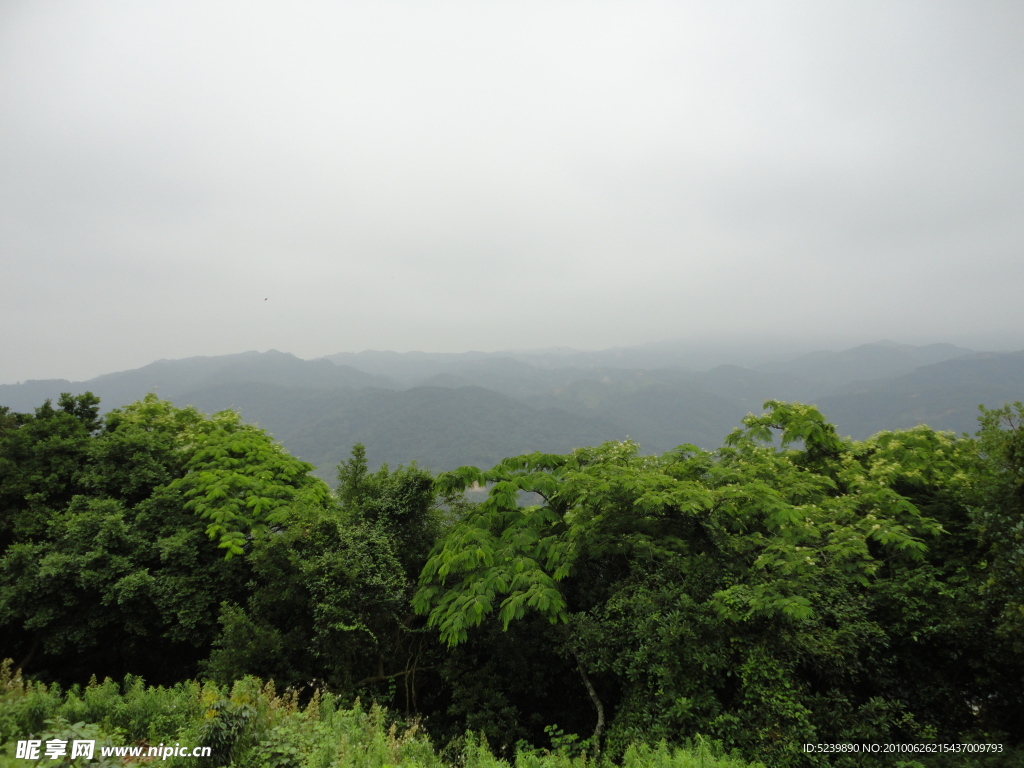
[566, 636, 604, 759]
[355, 666, 436, 688]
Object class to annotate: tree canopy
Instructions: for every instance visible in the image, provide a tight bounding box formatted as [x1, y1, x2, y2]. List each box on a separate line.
[415, 401, 1020, 760]
[2, 393, 1024, 766]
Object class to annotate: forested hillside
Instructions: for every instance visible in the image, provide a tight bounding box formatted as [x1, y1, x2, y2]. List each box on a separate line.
[178, 382, 623, 475]
[2, 391, 1023, 766]
[816, 351, 1024, 436]
[1, 341, 1018, 479]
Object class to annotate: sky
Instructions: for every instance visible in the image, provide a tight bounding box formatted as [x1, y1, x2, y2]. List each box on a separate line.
[2, 1, 1023, 384]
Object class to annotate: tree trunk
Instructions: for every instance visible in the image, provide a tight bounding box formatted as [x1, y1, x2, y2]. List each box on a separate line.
[16, 637, 39, 675]
[569, 642, 604, 759]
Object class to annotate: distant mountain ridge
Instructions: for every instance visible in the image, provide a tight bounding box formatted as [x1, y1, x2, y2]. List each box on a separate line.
[757, 341, 974, 387]
[816, 350, 1024, 438]
[0, 349, 393, 413]
[3, 340, 1020, 478]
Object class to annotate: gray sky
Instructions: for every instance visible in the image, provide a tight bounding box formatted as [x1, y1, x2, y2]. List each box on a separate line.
[2, 1, 1023, 383]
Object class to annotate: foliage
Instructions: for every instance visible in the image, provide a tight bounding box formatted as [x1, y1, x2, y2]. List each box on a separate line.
[203, 506, 411, 695]
[415, 401, 1012, 763]
[161, 403, 331, 557]
[338, 443, 442, 573]
[0, 394, 327, 685]
[0, 394, 100, 551]
[4, 389, 1024, 766]
[206, 446, 447, 709]
[621, 738, 766, 768]
[973, 403, 1024, 642]
[0, 663, 775, 768]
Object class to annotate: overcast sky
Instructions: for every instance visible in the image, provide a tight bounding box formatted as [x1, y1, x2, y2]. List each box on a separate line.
[2, 1, 1023, 383]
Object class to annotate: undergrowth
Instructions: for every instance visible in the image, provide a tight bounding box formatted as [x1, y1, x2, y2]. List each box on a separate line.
[5, 659, 1019, 768]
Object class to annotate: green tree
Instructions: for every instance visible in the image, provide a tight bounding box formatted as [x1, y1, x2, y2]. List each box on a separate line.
[338, 445, 441, 573]
[164, 405, 331, 557]
[973, 403, 1024, 638]
[336, 442, 370, 509]
[0, 394, 328, 684]
[206, 447, 447, 711]
[0, 393, 101, 550]
[203, 504, 415, 697]
[414, 402, 993, 763]
[958, 403, 1024, 740]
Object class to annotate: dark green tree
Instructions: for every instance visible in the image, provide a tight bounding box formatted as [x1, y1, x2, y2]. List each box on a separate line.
[0, 394, 329, 684]
[973, 403, 1024, 639]
[205, 446, 447, 712]
[0, 393, 100, 551]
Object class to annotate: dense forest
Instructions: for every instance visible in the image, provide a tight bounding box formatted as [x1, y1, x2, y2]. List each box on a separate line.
[1, 391, 1023, 767]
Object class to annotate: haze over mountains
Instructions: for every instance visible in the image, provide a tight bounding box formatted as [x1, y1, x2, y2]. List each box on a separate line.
[3, 340, 1020, 480]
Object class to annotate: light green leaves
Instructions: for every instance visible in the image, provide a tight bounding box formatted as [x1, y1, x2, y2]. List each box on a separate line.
[114, 396, 331, 558]
[416, 403, 964, 650]
[413, 488, 572, 646]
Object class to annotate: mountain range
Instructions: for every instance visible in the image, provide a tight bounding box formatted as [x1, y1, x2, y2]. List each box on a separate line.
[3, 340, 1020, 480]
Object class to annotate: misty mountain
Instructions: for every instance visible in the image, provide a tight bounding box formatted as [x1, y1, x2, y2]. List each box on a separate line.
[817, 350, 1024, 438]
[687, 365, 815, 407]
[171, 381, 622, 478]
[522, 370, 745, 452]
[400, 357, 603, 400]
[757, 341, 974, 388]
[322, 338, 828, 379]
[0, 350, 393, 414]
[3, 340, 1019, 478]
[321, 350, 500, 385]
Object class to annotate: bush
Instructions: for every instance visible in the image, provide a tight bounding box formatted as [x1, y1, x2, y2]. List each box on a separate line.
[0, 665, 775, 768]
